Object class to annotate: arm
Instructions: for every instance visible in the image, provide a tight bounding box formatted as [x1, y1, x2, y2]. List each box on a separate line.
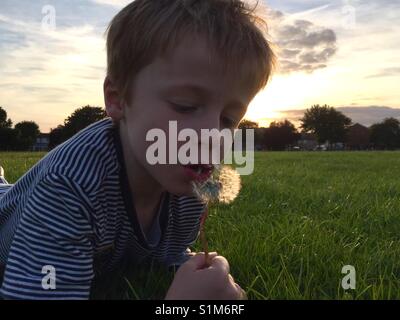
[0, 173, 95, 300]
[180, 205, 208, 264]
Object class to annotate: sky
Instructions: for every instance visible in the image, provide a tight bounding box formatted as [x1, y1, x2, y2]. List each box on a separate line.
[0, 0, 399, 133]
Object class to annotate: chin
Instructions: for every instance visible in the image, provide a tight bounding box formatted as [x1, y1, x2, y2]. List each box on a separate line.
[165, 181, 195, 198]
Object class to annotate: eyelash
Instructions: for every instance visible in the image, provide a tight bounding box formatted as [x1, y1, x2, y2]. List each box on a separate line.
[169, 102, 237, 128]
[169, 102, 199, 113]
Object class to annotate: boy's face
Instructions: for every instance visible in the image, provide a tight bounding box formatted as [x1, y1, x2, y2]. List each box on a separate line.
[106, 33, 255, 197]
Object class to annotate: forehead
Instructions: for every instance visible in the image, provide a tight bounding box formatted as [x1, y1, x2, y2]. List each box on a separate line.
[159, 34, 224, 79]
[141, 34, 255, 104]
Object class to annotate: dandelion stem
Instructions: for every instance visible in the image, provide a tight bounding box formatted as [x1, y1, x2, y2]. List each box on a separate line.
[192, 165, 241, 268]
[200, 206, 210, 267]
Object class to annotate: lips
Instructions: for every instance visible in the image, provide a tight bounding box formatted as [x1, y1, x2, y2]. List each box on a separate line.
[182, 164, 214, 182]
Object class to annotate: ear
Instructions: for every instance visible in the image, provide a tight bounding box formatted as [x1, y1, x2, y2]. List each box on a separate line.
[104, 76, 125, 121]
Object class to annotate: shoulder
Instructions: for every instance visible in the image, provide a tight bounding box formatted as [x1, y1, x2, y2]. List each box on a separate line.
[40, 117, 119, 193]
[27, 172, 94, 224]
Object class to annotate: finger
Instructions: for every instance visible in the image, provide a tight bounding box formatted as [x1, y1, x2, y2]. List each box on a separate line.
[199, 251, 218, 257]
[209, 255, 230, 276]
[235, 283, 248, 300]
[200, 252, 219, 268]
[185, 252, 218, 270]
[197, 252, 219, 262]
[187, 251, 217, 258]
[204, 252, 218, 265]
[221, 280, 246, 300]
[209, 252, 218, 258]
[228, 275, 247, 300]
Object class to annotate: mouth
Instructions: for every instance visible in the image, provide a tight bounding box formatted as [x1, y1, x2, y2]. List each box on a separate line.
[182, 164, 214, 182]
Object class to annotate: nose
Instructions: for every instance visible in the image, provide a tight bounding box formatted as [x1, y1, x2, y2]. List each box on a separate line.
[195, 114, 227, 165]
[198, 112, 221, 132]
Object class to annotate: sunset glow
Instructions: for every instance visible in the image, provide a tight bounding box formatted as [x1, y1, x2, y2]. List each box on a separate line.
[0, 0, 399, 132]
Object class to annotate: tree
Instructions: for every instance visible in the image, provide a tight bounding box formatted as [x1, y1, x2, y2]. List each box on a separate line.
[237, 119, 259, 150]
[300, 104, 352, 146]
[264, 120, 301, 151]
[0, 106, 16, 150]
[238, 119, 259, 129]
[0, 128, 18, 151]
[49, 125, 66, 150]
[49, 105, 107, 149]
[0, 106, 13, 129]
[63, 105, 107, 138]
[346, 123, 370, 150]
[370, 118, 400, 150]
[14, 121, 41, 151]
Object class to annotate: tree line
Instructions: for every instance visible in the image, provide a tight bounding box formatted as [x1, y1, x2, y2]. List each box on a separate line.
[0, 104, 399, 151]
[0, 105, 106, 151]
[0, 107, 40, 151]
[240, 104, 399, 151]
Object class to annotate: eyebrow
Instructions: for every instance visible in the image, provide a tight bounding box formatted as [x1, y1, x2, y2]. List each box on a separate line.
[163, 84, 247, 111]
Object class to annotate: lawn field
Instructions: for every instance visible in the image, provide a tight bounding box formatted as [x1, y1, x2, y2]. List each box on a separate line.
[1, 151, 400, 299]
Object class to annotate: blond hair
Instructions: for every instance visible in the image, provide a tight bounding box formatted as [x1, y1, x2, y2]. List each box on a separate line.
[105, 0, 276, 104]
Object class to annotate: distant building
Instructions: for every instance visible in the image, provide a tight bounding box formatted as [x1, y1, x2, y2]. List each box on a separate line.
[328, 142, 345, 151]
[32, 133, 50, 152]
[346, 123, 370, 150]
[297, 133, 318, 151]
[254, 128, 268, 150]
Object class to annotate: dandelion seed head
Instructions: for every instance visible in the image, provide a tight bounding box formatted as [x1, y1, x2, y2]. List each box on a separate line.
[191, 164, 241, 204]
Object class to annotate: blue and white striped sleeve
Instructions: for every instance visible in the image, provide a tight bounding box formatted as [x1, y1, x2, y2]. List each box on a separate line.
[0, 173, 95, 300]
[168, 213, 203, 268]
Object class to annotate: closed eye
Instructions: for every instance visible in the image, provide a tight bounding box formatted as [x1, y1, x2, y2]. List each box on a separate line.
[168, 102, 200, 114]
[169, 101, 239, 128]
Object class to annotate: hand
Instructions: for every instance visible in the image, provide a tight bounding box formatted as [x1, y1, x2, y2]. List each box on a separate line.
[165, 252, 246, 300]
[185, 248, 196, 257]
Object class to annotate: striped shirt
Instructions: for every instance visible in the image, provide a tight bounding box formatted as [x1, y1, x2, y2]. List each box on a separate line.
[0, 117, 205, 300]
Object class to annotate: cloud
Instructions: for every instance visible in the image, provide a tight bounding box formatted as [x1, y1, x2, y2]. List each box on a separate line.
[336, 106, 400, 126]
[365, 67, 400, 79]
[0, 7, 107, 132]
[267, 9, 337, 74]
[277, 106, 400, 127]
[1, 0, 398, 133]
[90, 0, 132, 7]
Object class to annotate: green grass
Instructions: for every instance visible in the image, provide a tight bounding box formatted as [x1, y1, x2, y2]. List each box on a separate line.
[1, 151, 400, 299]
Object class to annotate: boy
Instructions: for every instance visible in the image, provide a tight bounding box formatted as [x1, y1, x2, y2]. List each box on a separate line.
[0, 0, 274, 299]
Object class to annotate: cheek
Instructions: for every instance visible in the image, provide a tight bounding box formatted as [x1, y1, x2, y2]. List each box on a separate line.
[147, 164, 195, 196]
